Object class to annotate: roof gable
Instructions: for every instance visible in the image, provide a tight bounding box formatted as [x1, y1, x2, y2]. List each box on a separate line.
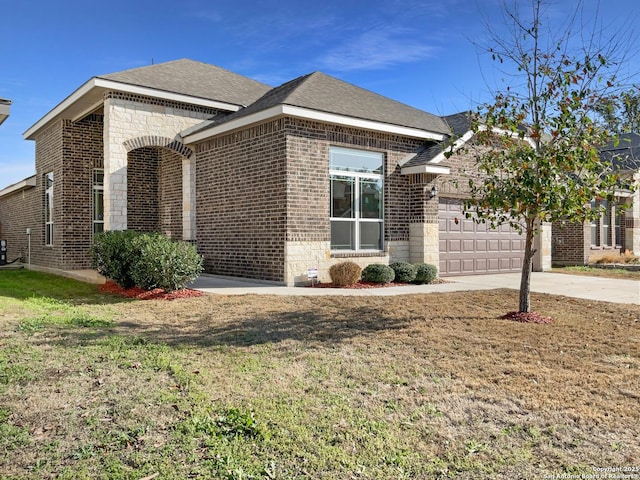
[187, 71, 451, 139]
[99, 59, 271, 107]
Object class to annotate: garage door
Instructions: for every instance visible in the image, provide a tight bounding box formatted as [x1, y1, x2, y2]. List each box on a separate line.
[439, 198, 525, 276]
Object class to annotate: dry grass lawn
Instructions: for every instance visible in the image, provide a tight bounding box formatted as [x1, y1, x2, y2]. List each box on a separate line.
[1, 270, 638, 479]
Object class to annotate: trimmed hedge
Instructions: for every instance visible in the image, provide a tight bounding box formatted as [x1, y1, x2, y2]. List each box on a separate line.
[361, 263, 395, 284]
[414, 263, 438, 284]
[90, 231, 203, 292]
[329, 261, 362, 286]
[389, 262, 417, 283]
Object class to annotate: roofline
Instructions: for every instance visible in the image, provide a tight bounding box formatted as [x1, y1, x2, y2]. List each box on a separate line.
[183, 104, 447, 144]
[23, 77, 243, 140]
[0, 98, 10, 126]
[0, 175, 36, 198]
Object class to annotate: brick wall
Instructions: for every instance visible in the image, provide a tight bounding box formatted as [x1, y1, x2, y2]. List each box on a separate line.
[59, 114, 104, 269]
[127, 147, 159, 233]
[195, 119, 288, 281]
[552, 220, 590, 265]
[31, 120, 65, 269]
[158, 149, 183, 240]
[0, 185, 40, 264]
[194, 116, 433, 283]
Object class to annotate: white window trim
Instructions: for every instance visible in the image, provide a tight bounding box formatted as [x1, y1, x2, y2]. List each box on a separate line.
[93, 168, 104, 235]
[329, 148, 384, 252]
[44, 172, 53, 246]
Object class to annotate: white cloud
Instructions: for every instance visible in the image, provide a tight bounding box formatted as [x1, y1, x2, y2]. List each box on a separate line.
[318, 28, 438, 72]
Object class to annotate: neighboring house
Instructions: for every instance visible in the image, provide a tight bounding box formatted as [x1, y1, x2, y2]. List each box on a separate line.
[0, 98, 10, 125]
[553, 133, 640, 264]
[0, 59, 554, 284]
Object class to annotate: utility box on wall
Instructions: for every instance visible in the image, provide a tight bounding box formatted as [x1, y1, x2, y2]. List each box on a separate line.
[0, 239, 7, 265]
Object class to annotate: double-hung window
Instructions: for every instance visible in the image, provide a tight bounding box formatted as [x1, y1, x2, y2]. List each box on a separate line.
[93, 169, 104, 234]
[330, 147, 383, 251]
[44, 172, 54, 246]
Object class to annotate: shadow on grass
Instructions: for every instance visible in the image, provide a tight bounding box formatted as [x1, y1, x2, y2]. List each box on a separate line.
[36, 304, 422, 350]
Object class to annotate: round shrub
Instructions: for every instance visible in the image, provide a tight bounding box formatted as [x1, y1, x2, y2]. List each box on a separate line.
[130, 233, 204, 292]
[414, 263, 438, 284]
[361, 263, 395, 284]
[329, 261, 362, 286]
[389, 262, 417, 283]
[90, 230, 141, 288]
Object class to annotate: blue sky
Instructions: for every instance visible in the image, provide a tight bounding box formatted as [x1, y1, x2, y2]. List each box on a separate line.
[0, 0, 638, 188]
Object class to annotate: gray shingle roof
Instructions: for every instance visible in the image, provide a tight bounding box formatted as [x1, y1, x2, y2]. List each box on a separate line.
[99, 59, 271, 107]
[443, 111, 472, 137]
[601, 132, 640, 171]
[203, 71, 451, 135]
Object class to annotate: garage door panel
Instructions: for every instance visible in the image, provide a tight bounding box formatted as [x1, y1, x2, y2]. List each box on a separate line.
[488, 239, 500, 252]
[439, 199, 525, 276]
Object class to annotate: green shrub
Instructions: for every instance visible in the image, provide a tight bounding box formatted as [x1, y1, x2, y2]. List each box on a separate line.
[361, 263, 395, 284]
[90, 230, 140, 288]
[414, 263, 438, 284]
[329, 261, 362, 286]
[91, 231, 203, 292]
[389, 262, 417, 283]
[130, 234, 203, 292]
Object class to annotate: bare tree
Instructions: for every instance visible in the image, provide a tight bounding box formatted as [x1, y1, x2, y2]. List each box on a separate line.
[457, 0, 637, 314]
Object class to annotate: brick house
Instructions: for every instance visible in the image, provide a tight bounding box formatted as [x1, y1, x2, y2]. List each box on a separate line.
[552, 133, 640, 265]
[0, 59, 560, 284]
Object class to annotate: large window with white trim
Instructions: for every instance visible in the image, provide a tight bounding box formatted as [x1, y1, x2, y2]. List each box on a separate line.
[44, 172, 53, 246]
[330, 147, 383, 251]
[93, 169, 104, 234]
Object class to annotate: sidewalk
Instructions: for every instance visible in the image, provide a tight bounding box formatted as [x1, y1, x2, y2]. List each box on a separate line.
[190, 272, 640, 305]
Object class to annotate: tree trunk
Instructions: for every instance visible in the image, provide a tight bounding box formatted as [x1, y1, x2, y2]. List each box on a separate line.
[519, 217, 536, 313]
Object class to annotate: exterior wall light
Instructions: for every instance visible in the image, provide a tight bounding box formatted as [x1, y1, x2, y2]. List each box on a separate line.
[430, 185, 438, 199]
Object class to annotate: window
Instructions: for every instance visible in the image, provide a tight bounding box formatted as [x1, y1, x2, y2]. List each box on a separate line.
[44, 172, 53, 245]
[601, 200, 610, 246]
[614, 209, 622, 247]
[330, 147, 383, 251]
[590, 200, 598, 246]
[93, 169, 104, 234]
[591, 199, 623, 248]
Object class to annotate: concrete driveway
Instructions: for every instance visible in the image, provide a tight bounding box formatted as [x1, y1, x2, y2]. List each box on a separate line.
[190, 272, 639, 305]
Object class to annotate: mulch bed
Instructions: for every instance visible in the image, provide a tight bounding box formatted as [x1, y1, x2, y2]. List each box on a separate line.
[99, 281, 203, 301]
[500, 311, 554, 324]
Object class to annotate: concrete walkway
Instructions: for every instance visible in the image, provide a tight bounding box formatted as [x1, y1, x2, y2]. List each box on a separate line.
[190, 272, 639, 305]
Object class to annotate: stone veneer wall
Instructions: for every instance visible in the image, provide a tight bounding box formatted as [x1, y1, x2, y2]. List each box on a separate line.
[103, 92, 221, 231]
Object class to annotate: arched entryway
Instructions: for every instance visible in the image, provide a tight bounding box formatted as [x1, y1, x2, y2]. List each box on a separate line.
[123, 136, 194, 240]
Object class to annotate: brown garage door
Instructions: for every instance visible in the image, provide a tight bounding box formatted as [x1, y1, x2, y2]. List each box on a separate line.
[439, 198, 525, 276]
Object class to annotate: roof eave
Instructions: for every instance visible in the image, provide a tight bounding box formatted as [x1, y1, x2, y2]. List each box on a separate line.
[23, 78, 243, 140]
[0, 99, 12, 126]
[183, 104, 447, 144]
[0, 175, 37, 198]
[401, 164, 451, 175]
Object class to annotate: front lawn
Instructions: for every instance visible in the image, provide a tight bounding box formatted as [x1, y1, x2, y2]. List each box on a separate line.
[1, 270, 638, 479]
